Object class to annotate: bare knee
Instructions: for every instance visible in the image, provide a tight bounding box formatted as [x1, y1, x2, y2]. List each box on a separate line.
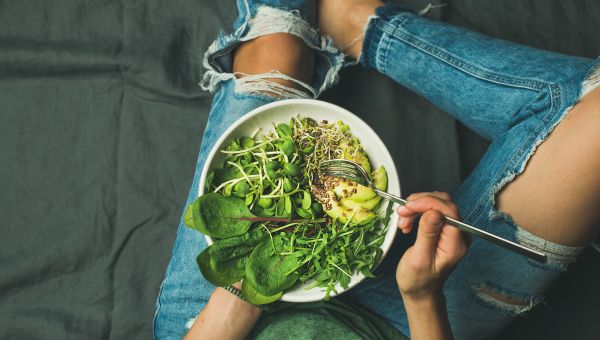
[233, 33, 315, 94]
[496, 86, 600, 247]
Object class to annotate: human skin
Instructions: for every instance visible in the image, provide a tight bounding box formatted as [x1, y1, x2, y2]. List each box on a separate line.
[396, 192, 468, 340]
[184, 33, 313, 340]
[184, 9, 469, 337]
[186, 1, 600, 338]
[183, 191, 466, 340]
[318, 0, 600, 249]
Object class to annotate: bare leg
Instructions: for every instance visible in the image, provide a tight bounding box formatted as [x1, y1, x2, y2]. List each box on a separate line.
[496, 87, 600, 246]
[318, 0, 382, 59]
[185, 32, 317, 340]
[233, 33, 315, 91]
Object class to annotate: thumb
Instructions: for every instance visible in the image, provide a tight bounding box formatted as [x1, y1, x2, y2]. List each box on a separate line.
[413, 210, 445, 260]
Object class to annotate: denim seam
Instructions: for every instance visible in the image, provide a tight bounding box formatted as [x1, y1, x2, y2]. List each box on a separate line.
[152, 115, 214, 337]
[493, 82, 560, 203]
[153, 195, 200, 338]
[378, 22, 549, 92]
[461, 94, 557, 223]
[374, 13, 563, 225]
[375, 7, 586, 240]
[460, 82, 560, 224]
[476, 82, 585, 266]
[379, 26, 394, 75]
[463, 88, 548, 223]
[152, 279, 165, 338]
[379, 16, 412, 75]
[361, 17, 383, 69]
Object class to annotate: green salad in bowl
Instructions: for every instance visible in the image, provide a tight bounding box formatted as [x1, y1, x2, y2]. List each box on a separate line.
[184, 99, 400, 304]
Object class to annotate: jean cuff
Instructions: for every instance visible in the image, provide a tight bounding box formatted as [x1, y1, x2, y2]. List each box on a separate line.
[359, 4, 417, 70]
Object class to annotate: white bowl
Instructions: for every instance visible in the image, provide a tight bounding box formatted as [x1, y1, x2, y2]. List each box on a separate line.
[199, 99, 401, 302]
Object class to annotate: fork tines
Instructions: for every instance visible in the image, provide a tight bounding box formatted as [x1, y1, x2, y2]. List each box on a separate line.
[319, 159, 368, 185]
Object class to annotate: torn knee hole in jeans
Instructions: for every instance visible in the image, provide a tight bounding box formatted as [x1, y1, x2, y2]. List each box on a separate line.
[581, 59, 600, 99]
[200, 6, 344, 97]
[234, 71, 315, 99]
[475, 285, 543, 314]
[483, 63, 599, 266]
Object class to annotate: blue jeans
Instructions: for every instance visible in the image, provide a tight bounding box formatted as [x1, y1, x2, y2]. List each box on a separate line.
[154, 2, 600, 339]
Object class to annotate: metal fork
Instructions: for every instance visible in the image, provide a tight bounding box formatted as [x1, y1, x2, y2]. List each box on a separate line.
[320, 159, 547, 262]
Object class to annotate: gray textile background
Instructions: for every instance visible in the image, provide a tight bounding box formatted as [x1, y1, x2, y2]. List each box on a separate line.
[1, 0, 598, 339]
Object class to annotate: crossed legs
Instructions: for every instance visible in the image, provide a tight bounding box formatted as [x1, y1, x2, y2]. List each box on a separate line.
[157, 1, 599, 338]
[320, 0, 599, 250]
[320, 0, 599, 337]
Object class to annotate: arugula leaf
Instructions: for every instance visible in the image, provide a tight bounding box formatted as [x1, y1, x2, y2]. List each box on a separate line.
[381, 200, 395, 230]
[188, 193, 256, 238]
[245, 235, 303, 296]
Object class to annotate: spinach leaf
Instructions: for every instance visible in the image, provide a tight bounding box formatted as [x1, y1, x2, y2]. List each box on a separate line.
[275, 123, 292, 138]
[245, 235, 303, 296]
[183, 201, 195, 228]
[208, 228, 266, 260]
[213, 167, 241, 186]
[188, 193, 256, 238]
[183, 199, 205, 231]
[196, 228, 267, 286]
[241, 279, 283, 305]
[196, 247, 245, 287]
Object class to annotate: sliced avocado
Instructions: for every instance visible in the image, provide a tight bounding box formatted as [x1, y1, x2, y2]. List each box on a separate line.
[322, 191, 377, 225]
[340, 140, 371, 173]
[348, 150, 371, 174]
[332, 179, 377, 202]
[372, 166, 388, 191]
[341, 195, 381, 211]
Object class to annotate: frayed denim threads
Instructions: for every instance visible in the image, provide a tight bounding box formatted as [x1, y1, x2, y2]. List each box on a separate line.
[200, 5, 344, 99]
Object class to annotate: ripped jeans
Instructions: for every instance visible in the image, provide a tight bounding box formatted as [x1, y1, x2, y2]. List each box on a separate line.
[153, 2, 600, 339]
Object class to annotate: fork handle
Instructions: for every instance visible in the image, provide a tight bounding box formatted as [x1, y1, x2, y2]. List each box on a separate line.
[374, 189, 547, 263]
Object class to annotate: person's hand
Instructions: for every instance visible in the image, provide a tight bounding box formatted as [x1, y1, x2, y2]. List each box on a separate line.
[396, 192, 468, 301]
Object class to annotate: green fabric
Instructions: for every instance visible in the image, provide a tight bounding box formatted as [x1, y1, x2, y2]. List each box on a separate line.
[249, 299, 407, 340]
[1, 0, 599, 339]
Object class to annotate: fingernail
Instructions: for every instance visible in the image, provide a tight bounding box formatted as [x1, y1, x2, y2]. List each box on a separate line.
[397, 206, 406, 214]
[406, 200, 416, 207]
